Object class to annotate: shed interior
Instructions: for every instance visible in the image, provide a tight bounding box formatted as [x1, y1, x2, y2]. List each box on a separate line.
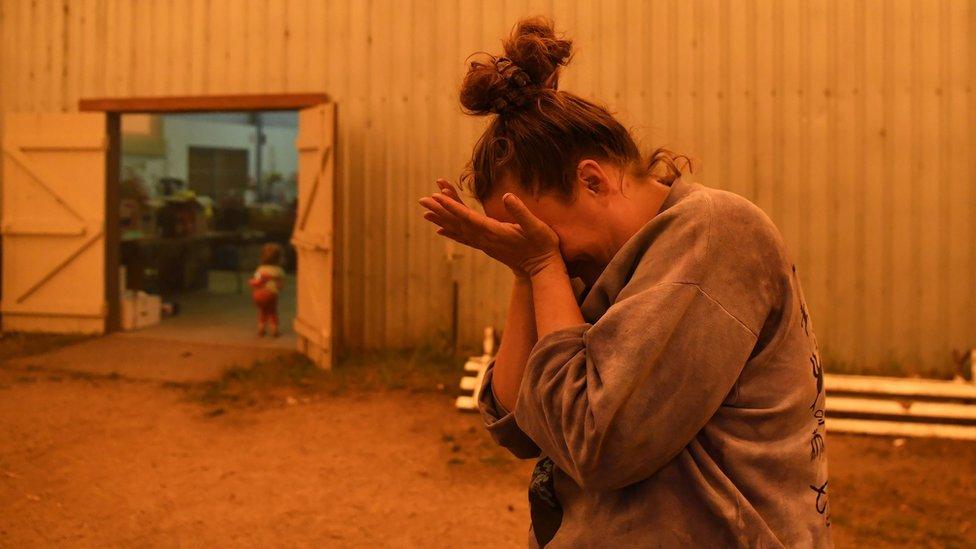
[117, 111, 298, 349]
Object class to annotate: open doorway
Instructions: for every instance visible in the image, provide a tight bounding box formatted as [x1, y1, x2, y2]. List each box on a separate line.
[117, 111, 299, 349]
[1, 95, 336, 367]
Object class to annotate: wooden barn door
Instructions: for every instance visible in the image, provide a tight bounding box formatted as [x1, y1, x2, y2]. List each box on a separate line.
[1, 113, 108, 333]
[292, 103, 336, 369]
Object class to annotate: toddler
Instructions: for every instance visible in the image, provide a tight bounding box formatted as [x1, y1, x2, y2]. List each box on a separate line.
[249, 243, 285, 336]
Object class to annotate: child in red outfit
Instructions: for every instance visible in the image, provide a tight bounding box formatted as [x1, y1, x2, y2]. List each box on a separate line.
[249, 243, 286, 337]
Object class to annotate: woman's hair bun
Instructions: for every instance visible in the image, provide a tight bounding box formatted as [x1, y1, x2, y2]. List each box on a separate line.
[460, 17, 573, 116]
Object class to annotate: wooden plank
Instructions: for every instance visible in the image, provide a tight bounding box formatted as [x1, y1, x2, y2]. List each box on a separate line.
[7, 135, 107, 150]
[357, 0, 383, 347]
[827, 396, 976, 421]
[0, 0, 15, 112]
[597, 0, 622, 116]
[831, 0, 860, 367]
[123, 0, 141, 94]
[244, 0, 263, 93]
[374, 0, 396, 347]
[917, 0, 946, 372]
[945, 0, 973, 360]
[969, 0, 976, 363]
[0, 2, 11, 113]
[631, 0, 661, 143]
[104, 112, 121, 331]
[860, 0, 886, 371]
[674, 0, 699, 173]
[64, 0, 81, 112]
[435, 0, 462, 345]
[410, 0, 434, 345]
[41, 0, 58, 111]
[320, 0, 341, 349]
[266, 0, 286, 93]
[804, 0, 830, 353]
[306, 0, 327, 92]
[155, 0, 174, 95]
[698, 0, 723, 189]
[78, 94, 331, 112]
[1, 304, 106, 318]
[796, 0, 816, 318]
[573, 0, 596, 100]
[452, 0, 479, 349]
[330, 0, 359, 348]
[225, 0, 246, 93]
[284, 0, 307, 92]
[727, 0, 753, 199]
[214, 0, 233, 93]
[623, 0, 645, 132]
[752, 0, 776, 213]
[774, 0, 801, 258]
[75, 0, 94, 104]
[1, 221, 85, 236]
[827, 418, 976, 441]
[9, 0, 26, 111]
[848, 0, 885, 372]
[26, 0, 42, 111]
[889, 0, 917, 367]
[135, 0, 152, 96]
[551, 0, 575, 90]
[188, 0, 207, 94]
[102, 0, 117, 97]
[346, 0, 369, 347]
[825, 374, 976, 400]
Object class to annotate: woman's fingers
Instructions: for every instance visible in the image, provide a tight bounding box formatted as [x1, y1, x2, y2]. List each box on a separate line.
[421, 207, 471, 244]
[431, 192, 487, 229]
[502, 193, 547, 234]
[435, 227, 462, 240]
[435, 179, 465, 204]
[418, 196, 457, 221]
[422, 211, 460, 232]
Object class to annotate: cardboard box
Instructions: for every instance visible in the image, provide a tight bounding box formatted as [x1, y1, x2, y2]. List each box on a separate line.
[120, 290, 162, 330]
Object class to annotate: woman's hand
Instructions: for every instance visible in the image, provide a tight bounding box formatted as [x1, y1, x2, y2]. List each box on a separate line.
[418, 179, 561, 277]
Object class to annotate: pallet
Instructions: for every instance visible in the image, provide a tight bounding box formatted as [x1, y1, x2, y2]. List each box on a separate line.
[454, 355, 490, 411]
[824, 374, 976, 440]
[455, 327, 496, 411]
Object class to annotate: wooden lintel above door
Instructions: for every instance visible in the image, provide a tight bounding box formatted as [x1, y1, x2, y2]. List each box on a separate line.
[79, 93, 331, 113]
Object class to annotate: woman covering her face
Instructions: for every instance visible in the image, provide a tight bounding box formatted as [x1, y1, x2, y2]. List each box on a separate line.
[419, 17, 832, 549]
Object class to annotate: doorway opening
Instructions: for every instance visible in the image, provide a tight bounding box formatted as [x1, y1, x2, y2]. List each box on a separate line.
[117, 111, 298, 349]
[74, 94, 336, 368]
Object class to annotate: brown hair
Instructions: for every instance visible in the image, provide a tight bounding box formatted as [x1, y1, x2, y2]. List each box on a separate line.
[460, 17, 689, 202]
[260, 243, 283, 266]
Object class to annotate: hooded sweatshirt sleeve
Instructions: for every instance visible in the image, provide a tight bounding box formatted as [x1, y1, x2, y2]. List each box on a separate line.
[512, 281, 758, 491]
[477, 358, 542, 459]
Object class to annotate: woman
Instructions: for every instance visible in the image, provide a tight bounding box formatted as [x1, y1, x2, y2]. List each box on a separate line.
[419, 18, 832, 548]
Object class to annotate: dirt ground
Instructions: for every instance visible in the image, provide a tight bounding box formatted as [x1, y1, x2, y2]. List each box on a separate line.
[1, 336, 975, 548]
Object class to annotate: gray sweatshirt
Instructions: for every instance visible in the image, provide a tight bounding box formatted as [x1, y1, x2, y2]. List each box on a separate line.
[478, 178, 833, 548]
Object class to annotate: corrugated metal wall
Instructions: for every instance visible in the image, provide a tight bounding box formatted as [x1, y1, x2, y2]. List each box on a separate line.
[1, 0, 973, 375]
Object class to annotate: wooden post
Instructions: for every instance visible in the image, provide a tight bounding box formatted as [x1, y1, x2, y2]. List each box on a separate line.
[104, 113, 121, 332]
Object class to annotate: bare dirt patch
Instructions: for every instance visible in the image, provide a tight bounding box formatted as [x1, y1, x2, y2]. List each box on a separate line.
[0, 365, 533, 548]
[1, 337, 974, 547]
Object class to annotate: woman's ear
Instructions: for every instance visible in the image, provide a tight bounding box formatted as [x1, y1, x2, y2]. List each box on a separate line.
[576, 159, 608, 196]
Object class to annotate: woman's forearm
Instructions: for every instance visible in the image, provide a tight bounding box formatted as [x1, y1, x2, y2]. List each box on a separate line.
[530, 259, 585, 338]
[490, 275, 537, 412]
